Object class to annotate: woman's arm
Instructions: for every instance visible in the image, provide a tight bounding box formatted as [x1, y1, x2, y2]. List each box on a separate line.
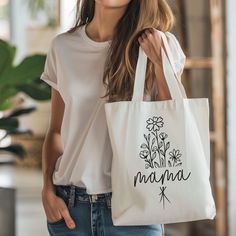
[41, 88, 76, 229]
[41, 88, 64, 191]
[153, 61, 171, 100]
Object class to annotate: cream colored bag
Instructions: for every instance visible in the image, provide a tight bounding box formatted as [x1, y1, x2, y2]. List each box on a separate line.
[105, 31, 216, 226]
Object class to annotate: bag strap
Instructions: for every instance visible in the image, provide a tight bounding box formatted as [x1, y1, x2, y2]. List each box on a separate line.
[132, 30, 187, 102]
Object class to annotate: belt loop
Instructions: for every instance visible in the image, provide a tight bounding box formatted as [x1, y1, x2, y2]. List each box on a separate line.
[68, 185, 76, 208]
[89, 194, 98, 203]
[105, 193, 112, 208]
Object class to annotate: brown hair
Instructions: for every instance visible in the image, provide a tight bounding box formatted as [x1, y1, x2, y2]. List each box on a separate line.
[67, 0, 174, 102]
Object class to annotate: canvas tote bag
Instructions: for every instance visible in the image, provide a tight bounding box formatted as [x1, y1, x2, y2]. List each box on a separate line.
[104, 30, 216, 226]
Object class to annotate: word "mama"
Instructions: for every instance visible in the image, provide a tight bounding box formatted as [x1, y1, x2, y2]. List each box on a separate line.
[134, 169, 191, 187]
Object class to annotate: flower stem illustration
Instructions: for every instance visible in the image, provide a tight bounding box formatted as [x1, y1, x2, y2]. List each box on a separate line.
[159, 186, 171, 209]
[140, 116, 180, 169]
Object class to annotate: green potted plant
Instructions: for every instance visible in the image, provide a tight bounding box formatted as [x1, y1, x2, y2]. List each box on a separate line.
[0, 39, 51, 163]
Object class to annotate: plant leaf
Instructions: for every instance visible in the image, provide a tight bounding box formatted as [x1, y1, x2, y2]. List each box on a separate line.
[0, 86, 18, 103]
[0, 144, 26, 158]
[0, 117, 19, 131]
[0, 39, 15, 75]
[0, 54, 46, 86]
[17, 80, 51, 101]
[8, 106, 36, 118]
[0, 99, 13, 111]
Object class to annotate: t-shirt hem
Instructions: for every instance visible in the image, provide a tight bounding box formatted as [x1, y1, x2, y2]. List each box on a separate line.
[53, 182, 112, 194]
[86, 188, 112, 195]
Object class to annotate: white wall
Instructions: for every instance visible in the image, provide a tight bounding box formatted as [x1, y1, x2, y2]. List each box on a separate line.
[226, 0, 236, 236]
[60, 0, 77, 33]
[9, 0, 29, 63]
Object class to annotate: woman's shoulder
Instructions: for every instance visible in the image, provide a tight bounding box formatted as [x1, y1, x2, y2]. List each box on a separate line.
[45, 32, 66, 54]
[48, 26, 82, 50]
[165, 32, 186, 58]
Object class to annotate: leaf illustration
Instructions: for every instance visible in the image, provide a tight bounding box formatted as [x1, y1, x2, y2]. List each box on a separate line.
[160, 149, 164, 156]
[140, 143, 147, 149]
[151, 137, 155, 146]
[168, 160, 172, 167]
[154, 161, 160, 168]
[144, 134, 147, 140]
[176, 162, 182, 166]
[151, 152, 157, 160]
[166, 142, 170, 150]
[152, 146, 158, 152]
[145, 163, 150, 169]
[158, 141, 163, 148]
[160, 158, 164, 166]
[148, 133, 150, 141]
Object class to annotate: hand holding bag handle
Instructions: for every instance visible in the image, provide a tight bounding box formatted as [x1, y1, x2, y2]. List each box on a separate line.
[132, 30, 187, 102]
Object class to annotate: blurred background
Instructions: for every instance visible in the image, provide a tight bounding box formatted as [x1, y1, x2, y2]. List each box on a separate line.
[0, 0, 235, 236]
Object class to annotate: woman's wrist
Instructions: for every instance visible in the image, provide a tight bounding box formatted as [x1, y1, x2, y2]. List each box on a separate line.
[42, 179, 55, 193]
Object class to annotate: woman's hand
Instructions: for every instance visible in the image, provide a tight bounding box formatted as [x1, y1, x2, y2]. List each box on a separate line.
[138, 28, 172, 101]
[41, 187, 76, 229]
[138, 28, 163, 66]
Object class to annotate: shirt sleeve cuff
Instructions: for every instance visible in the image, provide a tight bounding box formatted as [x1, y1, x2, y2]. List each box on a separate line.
[40, 73, 59, 91]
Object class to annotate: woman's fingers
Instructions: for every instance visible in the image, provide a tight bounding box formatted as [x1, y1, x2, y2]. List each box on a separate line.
[42, 189, 76, 229]
[47, 213, 63, 223]
[58, 199, 76, 229]
[138, 28, 163, 65]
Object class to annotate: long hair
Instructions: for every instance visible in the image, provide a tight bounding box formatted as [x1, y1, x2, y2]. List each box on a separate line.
[67, 0, 174, 102]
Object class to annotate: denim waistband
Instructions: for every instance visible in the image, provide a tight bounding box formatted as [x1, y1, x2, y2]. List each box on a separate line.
[54, 184, 112, 208]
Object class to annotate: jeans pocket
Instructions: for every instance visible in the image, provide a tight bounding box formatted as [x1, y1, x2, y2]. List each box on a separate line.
[47, 217, 65, 225]
[55, 185, 69, 198]
[55, 185, 70, 207]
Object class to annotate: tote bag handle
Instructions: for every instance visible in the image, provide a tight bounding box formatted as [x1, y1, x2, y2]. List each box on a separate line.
[132, 30, 187, 102]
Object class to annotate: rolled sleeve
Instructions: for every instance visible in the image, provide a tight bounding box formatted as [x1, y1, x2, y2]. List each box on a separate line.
[40, 37, 59, 91]
[165, 32, 186, 79]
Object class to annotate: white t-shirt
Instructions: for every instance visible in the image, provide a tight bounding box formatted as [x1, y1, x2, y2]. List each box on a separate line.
[40, 24, 186, 194]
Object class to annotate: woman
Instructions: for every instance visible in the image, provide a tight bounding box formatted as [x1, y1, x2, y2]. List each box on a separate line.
[40, 0, 186, 235]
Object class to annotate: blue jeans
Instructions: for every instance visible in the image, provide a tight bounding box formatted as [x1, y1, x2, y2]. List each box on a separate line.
[47, 185, 164, 236]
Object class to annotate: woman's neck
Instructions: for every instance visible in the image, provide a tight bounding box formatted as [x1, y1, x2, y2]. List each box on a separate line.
[85, 2, 128, 42]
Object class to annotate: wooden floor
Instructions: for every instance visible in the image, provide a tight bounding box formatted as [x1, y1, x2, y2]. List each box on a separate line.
[0, 164, 48, 236]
